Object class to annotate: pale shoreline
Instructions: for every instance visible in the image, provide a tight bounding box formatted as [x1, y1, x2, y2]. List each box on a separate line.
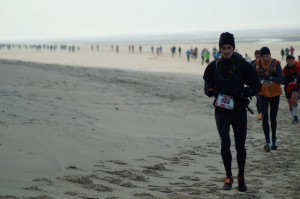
[0, 40, 300, 198]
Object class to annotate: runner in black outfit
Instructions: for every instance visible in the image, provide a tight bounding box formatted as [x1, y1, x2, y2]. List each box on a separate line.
[203, 32, 261, 192]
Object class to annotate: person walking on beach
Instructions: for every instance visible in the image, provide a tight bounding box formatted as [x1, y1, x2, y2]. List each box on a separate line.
[297, 56, 300, 98]
[204, 50, 210, 64]
[257, 47, 284, 151]
[244, 53, 251, 63]
[281, 48, 285, 60]
[201, 48, 206, 65]
[171, 46, 176, 57]
[178, 46, 182, 57]
[285, 47, 290, 56]
[203, 32, 261, 192]
[283, 55, 300, 123]
[251, 50, 263, 120]
[290, 46, 295, 56]
[186, 49, 191, 62]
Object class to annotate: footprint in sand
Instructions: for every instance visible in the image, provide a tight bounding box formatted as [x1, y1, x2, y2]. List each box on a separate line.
[179, 175, 200, 181]
[133, 192, 156, 199]
[143, 163, 170, 171]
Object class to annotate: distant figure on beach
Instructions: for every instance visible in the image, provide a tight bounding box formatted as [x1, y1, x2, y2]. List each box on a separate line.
[282, 55, 300, 123]
[290, 46, 295, 56]
[256, 47, 284, 152]
[192, 47, 198, 59]
[281, 48, 285, 60]
[201, 48, 206, 65]
[203, 32, 261, 192]
[178, 46, 182, 57]
[190, 47, 194, 59]
[244, 53, 251, 63]
[116, 45, 119, 53]
[156, 47, 162, 56]
[297, 55, 300, 98]
[186, 50, 191, 62]
[139, 46, 142, 53]
[251, 50, 262, 120]
[212, 46, 217, 56]
[204, 50, 210, 64]
[151, 46, 154, 54]
[285, 47, 290, 56]
[171, 46, 176, 57]
[213, 51, 220, 60]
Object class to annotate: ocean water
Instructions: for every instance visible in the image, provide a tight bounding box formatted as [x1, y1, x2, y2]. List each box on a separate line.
[83, 28, 300, 46]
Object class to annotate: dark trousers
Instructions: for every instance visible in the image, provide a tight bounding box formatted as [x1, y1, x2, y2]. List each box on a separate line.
[259, 95, 280, 143]
[215, 109, 247, 178]
[256, 95, 261, 113]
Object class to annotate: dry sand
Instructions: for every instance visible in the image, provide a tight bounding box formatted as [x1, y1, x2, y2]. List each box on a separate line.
[0, 42, 299, 199]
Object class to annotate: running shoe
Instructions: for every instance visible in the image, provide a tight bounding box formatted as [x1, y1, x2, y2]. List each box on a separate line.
[237, 176, 247, 192]
[223, 176, 234, 190]
[271, 139, 277, 150]
[263, 143, 271, 152]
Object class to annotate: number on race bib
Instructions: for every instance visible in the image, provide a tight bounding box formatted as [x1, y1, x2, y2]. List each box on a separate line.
[215, 94, 234, 110]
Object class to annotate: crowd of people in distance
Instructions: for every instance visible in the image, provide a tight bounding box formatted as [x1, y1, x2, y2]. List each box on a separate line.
[281, 46, 295, 60]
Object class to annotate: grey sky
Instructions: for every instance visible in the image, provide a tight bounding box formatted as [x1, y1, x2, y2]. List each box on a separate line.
[1, 0, 299, 41]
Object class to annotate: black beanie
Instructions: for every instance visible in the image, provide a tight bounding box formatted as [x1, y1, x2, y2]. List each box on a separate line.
[219, 32, 235, 49]
[286, 55, 295, 60]
[259, 47, 271, 56]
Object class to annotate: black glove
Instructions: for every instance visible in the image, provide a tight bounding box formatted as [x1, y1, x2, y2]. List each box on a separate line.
[233, 88, 244, 98]
[206, 88, 216, 97]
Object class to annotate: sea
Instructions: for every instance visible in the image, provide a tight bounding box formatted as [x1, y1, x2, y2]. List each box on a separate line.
[2, 28, 300, 46]
[77, 28, 300, 46]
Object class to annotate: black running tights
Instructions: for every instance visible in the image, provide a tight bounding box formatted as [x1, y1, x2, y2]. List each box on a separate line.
[259, 95, 280, 143]
[215, 110, 247, 178]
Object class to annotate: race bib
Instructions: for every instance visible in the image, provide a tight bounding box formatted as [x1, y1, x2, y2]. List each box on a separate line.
[215, 94, 234, 110]
[261, 80, 273, 86]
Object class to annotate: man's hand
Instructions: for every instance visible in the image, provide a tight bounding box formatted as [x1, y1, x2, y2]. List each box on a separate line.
[207, 88, 216, 97]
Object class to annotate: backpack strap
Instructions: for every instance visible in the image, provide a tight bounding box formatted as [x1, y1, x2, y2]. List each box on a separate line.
[257, 59, 276, 75]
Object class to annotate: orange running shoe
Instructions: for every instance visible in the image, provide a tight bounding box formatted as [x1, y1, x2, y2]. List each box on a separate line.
[223, 176, 234, 190]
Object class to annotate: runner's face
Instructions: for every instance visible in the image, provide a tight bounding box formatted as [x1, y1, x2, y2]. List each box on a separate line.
[287, 58, 295, 66]
[260, 54, 271, 64]
[220, 45, 234, 59]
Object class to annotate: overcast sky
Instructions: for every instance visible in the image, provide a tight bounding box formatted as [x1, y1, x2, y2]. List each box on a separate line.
[1, 0, 299, 41]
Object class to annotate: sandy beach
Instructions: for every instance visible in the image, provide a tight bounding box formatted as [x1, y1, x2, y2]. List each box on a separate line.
[0, 42, 300, 199]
